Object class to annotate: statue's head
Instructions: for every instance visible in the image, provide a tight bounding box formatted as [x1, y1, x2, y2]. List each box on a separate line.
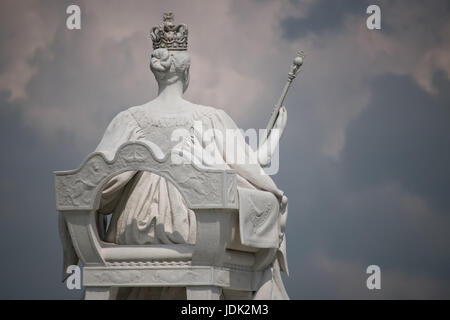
[150, 49, 190, 92]
[150, 12, 190, 92]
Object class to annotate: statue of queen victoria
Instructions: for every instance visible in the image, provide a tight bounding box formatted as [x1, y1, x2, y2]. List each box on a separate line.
[60, 12, 293, 300]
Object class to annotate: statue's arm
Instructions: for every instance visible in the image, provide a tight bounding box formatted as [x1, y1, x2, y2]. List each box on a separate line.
[211, 109, 283, 198]
[257, 106, 287, 167]
[95, 110, 143, 213]
[98, 171, 137, 214]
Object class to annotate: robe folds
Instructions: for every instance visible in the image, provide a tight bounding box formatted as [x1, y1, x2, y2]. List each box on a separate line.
[61, 103, 289, 299]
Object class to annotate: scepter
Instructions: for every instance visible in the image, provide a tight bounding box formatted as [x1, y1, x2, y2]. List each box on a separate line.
[262, 51, 305, 142]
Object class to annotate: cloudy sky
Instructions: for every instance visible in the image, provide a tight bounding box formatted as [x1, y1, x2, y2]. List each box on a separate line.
[0, 0, 449, 299]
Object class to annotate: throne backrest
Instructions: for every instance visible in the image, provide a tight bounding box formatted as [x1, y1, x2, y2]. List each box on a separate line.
[54, 142, 238, 212]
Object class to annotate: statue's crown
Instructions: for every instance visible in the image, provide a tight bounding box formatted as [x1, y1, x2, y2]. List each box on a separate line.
[151, 12, 188, 51]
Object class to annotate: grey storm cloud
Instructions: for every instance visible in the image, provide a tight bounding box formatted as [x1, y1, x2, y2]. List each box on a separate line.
[0, 0, 449, 299]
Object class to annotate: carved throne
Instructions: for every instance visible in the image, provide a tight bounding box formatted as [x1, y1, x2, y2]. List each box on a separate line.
[54, 142, 267, 299]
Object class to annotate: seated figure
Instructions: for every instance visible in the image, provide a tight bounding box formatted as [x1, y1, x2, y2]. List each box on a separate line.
[82, 13, 289, 299]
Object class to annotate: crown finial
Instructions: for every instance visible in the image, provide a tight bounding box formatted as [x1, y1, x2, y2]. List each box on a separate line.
[151, 12, 188, 51]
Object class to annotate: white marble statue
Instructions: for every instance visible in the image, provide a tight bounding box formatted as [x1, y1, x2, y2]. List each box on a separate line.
[79, 12, 292, 299]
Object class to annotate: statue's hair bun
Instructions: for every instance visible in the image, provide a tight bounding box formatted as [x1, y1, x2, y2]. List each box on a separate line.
[150, 48, 171, 72]
[150, 49, 191, 74]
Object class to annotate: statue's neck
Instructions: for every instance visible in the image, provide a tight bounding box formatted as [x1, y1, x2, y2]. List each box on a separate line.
[157, 81, 184, 104]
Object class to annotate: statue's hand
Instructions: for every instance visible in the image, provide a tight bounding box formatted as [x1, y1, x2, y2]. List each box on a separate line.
[258, 107, 287, 167]
[273, 106, 287, 132]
